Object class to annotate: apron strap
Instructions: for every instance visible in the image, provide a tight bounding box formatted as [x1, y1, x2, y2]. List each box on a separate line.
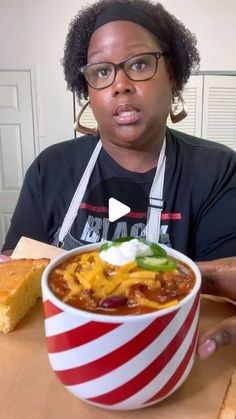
[58, 140, 102, 246]
[145, 139, 166, 243]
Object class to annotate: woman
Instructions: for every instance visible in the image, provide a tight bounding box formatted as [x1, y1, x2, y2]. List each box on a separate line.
[2, 0, 236, 261]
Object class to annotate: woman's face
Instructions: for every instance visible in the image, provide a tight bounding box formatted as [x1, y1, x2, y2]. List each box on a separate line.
[87, 20, 173, 149]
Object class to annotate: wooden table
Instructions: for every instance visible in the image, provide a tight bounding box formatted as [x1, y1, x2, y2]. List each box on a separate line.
[0, 299, 235, 419]
[219, 367, 236, 419]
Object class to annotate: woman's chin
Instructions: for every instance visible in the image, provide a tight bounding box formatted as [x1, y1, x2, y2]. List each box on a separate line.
[101, 124, 155, 148]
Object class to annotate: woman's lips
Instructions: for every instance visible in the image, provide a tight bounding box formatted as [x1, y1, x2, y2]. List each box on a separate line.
[113, 104, 141, 125]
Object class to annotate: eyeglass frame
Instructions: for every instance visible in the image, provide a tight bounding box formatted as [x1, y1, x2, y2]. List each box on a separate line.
[79, 51, 169, 90]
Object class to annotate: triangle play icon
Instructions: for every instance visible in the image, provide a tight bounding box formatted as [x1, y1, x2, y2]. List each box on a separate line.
[108, 198, 131, 222]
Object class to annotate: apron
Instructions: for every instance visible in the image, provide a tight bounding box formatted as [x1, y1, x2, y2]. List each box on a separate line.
[52, 139, 169, 250]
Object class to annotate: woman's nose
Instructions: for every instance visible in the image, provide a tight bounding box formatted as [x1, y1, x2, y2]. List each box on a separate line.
[111, 69, 136, 96]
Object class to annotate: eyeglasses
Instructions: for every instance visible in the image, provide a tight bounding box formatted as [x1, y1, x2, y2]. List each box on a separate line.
[79, 51, 168, 90]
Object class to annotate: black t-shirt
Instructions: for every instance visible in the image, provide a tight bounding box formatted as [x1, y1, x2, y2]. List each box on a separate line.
[73, 148, 155, 244]
[3, 128, 236, 261]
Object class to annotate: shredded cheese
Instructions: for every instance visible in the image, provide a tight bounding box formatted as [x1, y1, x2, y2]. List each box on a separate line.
[55, 251, 180, 310]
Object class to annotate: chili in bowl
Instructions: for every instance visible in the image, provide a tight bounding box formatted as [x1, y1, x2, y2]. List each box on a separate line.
[42, 239, 201, 410]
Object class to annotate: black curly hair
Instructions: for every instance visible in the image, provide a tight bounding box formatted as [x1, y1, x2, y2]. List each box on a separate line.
[62, 0, 200, 101]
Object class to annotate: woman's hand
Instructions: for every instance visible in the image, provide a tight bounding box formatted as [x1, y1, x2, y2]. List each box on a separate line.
[197, 257, 236, 300]
[197, 257, 236, 359]
[197, 317, 236, 359]
[0, 254, 11, 262]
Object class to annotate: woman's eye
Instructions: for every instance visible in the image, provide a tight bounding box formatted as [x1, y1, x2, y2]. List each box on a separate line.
[95, 66, 111, 78]
[130, 60, 147, 71]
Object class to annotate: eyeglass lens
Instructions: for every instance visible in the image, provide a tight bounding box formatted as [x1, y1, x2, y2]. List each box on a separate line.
[84, 53, 160, 89]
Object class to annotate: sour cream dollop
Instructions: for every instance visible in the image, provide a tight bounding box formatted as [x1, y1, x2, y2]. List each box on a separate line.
[99, 238, 152, 266]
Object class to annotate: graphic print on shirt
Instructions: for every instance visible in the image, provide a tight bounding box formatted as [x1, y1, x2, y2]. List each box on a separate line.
[71, 178, 181, 246]
[75, 177, 149, 243]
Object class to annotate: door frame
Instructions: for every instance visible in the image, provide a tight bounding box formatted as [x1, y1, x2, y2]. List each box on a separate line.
[0, 66, 41, 156]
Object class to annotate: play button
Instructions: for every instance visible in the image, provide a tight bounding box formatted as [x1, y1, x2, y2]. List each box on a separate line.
[108, 198, 131, 222]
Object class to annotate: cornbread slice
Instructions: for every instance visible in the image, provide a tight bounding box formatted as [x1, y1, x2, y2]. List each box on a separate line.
[0, 258, 49, 333]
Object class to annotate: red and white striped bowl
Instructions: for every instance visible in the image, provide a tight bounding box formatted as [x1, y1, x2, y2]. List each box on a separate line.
[42, 243, 201, 410]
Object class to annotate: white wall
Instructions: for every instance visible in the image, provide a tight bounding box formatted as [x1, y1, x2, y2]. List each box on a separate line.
[160, 0, 236, 71]
[1, 0, 236, 150]
[0, 0, 88, 150]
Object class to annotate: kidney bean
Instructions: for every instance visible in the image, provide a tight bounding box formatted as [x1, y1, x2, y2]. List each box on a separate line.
[101, 295, 128, 309]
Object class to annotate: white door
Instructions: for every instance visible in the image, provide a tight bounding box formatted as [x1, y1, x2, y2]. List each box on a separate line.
[0, 70, 36, 250]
